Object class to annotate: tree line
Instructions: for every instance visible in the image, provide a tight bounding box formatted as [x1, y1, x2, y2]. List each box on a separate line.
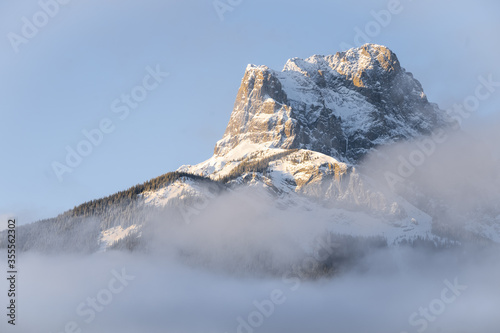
[71, 171, 214, 218]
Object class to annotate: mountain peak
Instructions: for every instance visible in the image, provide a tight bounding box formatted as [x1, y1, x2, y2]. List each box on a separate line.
[215, 45, 447, 162]
[245, 64, 270, 72]
[281, 44, 400, 88]
[329, 43, 401, 87]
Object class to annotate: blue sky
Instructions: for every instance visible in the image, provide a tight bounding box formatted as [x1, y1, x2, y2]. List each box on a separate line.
[1, 0, 499, 223]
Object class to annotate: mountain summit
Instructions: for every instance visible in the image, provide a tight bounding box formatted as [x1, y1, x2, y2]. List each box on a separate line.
[215, 44, 448, 162]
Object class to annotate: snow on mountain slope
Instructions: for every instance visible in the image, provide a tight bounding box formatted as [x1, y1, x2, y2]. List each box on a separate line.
[98, 224, 142, 252]
[142, 178, 214, 208]
[179, 141, 281, 179]
[175, 145, 440, 246]
[179, 142, 345, 181]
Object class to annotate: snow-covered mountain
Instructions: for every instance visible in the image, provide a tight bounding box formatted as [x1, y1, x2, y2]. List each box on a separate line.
[215, 44, 449, 162]
[2, 44, 496, 259]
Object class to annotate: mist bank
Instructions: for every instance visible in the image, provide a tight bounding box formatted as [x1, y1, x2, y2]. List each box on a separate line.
[360, 112, 500, 242]
[1, 244, 499, 333]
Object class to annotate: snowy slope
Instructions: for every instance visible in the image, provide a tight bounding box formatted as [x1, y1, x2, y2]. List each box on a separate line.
[175, 145, 440, 246]
[98, 224, 142, 252]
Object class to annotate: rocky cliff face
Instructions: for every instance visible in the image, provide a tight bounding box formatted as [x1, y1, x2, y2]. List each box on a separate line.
[215, 44, 449, 162]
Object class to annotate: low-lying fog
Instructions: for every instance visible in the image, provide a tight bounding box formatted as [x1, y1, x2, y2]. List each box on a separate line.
[1, 246, 499, 333]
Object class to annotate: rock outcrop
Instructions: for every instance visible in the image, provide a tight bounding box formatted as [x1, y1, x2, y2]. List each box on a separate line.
[215, 44, 449, 162]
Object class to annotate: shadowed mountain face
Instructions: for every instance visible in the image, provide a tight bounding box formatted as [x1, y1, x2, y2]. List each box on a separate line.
[215, 44, 449, 162]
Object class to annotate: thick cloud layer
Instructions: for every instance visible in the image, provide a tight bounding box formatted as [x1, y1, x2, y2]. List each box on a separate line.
[0, 246, 499, 333]
[361, 113, 500, 229]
